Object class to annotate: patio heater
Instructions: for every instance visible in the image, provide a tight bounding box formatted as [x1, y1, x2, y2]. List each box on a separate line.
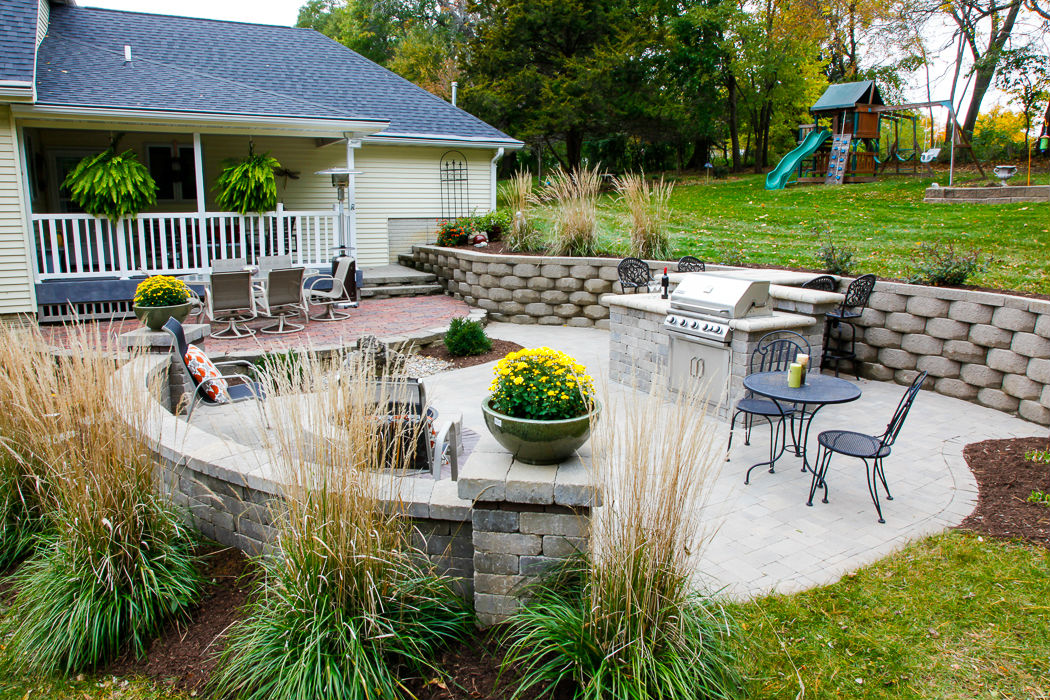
[315, 167, 361, 276]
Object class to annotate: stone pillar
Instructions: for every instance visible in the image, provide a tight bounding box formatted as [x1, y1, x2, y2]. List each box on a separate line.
[458, 437, 599, 627]
[118, 324, 209, 413]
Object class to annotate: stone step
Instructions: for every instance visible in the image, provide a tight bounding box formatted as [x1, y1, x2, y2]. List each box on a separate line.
[361, 263, 436, 287]
[361, 283, 444, 299]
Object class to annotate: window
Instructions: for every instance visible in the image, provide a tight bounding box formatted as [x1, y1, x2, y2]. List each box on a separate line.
[147, 145, 197, 201]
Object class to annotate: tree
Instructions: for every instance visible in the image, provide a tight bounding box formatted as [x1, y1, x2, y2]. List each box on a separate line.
[995, 43, 1050, 153]
[297, 0, 434, 66]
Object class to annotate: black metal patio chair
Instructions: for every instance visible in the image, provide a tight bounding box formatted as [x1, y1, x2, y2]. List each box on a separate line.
[677, 255, 706, 272]
[617, 257, 656, 293]
[802, 275, 837, 292]
[807, 371, 927, 523]
[728, 330, 811, 477]
[821, 273, 876, 378]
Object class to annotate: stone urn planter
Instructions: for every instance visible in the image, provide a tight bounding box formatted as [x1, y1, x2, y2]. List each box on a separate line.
[133, 302, 192, 331]
[481, 398, 599, 465]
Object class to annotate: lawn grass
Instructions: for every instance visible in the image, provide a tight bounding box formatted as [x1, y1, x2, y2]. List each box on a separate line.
[0, 676, 182, 700]
[730, 531, 1050, 699]
[583, 172, 1050, 295]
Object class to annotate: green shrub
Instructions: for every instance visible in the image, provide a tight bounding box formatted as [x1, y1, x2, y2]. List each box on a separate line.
[818, 241, 856, 275]
[436, 219, 472, 247]
[214, 144, 282, 215]
[471, 210, 513, 242]
[62, 147, 157, 223]
[908, 242, 985, 287]
[443, 317, 492, 357]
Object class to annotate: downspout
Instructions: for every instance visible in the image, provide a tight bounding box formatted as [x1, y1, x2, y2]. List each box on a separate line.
[490, 147, 504, 211]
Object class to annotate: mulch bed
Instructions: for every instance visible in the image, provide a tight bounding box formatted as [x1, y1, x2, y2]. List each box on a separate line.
[106, 544, 254, 694]
[418, 338, 524, 369]
[959, 436, 1050, 547]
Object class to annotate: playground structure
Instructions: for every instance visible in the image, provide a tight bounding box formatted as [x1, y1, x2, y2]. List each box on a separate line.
[766, 80, 987, 190]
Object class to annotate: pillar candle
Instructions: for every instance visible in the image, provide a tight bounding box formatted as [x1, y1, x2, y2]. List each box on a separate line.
[788, 362, 803, 388]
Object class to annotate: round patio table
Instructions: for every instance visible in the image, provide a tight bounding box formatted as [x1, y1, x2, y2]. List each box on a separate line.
[741, 371, 861, 485]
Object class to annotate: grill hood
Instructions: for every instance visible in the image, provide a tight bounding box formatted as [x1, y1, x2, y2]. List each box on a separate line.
[669, 274, 772, 319]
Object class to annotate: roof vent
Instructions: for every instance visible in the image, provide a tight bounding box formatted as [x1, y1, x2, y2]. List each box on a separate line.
[124, 45, 132, 64]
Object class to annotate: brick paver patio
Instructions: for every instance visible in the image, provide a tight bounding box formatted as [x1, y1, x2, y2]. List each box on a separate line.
[43, 295, 471, 354]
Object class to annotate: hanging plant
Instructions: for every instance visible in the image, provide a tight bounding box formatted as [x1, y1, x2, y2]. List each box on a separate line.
[214, 141, 282, 215]
[62, 139, 157, 223]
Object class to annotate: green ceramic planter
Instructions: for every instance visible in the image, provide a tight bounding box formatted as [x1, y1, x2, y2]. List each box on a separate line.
[481, 398, 599, 465]
[133, 302, 192, 331]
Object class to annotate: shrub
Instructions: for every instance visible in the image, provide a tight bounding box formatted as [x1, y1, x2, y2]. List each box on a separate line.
[214, 144, 282, 215]
[472, 209, 513, 242]
[1, 326, 202, 674]
[541, 166, 603, 257]
[908, 242, 985, 287]
[502, 381, 739, 699]
[211, 353, 471, 700]
[443, 317, 492, 357]
[436, 219, 472, 247]
[62, 147, 157, 223]
[489, 347, 595, 420]
[133, 275, 190, 307]
[818, 241, 856, 275]
[614, 172, 674, 260]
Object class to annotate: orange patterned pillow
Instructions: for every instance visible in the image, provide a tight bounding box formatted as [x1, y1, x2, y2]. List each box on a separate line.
[184, 344, 228, 403]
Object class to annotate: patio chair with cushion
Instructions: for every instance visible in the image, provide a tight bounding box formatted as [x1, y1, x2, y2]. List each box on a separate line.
[163, 317, 268, 426]
[207, 270, 257, 339]
[617, 257, 657, 293]
[821, 273, 876, 378]
[808, 371, 928, 523]
[801, 275, 837, 292]
[678, 255, 706, 272]
[304, 256, 358, 321]
[728, 331, 811, 478]
[255, 267, 307, 335]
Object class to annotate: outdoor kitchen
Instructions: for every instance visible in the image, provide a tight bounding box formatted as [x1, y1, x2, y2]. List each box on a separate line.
[606, 271, 843, 416]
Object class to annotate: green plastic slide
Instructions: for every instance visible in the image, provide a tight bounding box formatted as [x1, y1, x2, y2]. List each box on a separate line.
[765, 129, 830, 190]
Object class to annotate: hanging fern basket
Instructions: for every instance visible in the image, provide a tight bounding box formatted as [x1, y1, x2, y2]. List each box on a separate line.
[62, 148, 158, 224]
[214, 145, 282, 215]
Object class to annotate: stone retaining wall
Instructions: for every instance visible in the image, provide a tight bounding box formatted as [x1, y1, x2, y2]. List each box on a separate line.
[848, 279, 1050, 425]
[924, 185, 1050, 204]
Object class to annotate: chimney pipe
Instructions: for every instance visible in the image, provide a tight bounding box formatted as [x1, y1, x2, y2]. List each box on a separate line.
[124, 45, 132, 64]
[451, 81, 458, 107]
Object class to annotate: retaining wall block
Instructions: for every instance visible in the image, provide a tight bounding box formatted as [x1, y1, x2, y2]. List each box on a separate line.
[894, 369, 920, 386]
[502, 275, 526, 290]
[934, 377, 979, 400]
[583, 278, 612, 293]
[901, 334, 943, 355]
[925, 317, 970, 341]
[513, 263, 539, 277]
[509, 314, 538, 324]
[992, 307, 1037, 333]
[1026, 358, 1050, 384]
[598, 266, 620, 282]
[1011, 332, 1050, 359]
[539, 316, 564, 325]
[540, 290, 569, 304]
[878, 348, 917, 370]
[523, 302, 553, 316]
[863, 364, 896, 381]
[915, 355, 960, 378]
[568, 317, 596, 328]
[1002, 374, 1042, 401]
[969, 324, 1013, 349]
[943, 340, 986, 364]
[527, 277, 554, 291]
[960, 363, 1004, 388]
[986, 348, 1029, 375]
[583, 305, 607, 320]
[1035, 314, 1050, 339]
[865, 327, 903, 348]
[868, 291, 908, 313]
[885, 312, 927, 334]
[905, 296, 950, 318]
[569, 264, 596, 279]
[1020, 400, 1050, 424]
[948, 301, 994, 325]
[977, 388, 1020, 412]
[512, 289, 541, 304]
[555, 277, 583, 292]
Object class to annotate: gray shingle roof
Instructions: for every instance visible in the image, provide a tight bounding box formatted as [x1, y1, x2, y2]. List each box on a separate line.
[36, 5, 518, 144]
[0, 0, 37, 83]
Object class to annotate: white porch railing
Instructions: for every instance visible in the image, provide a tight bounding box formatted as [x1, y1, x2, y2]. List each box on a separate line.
[31, 204, 340, 281]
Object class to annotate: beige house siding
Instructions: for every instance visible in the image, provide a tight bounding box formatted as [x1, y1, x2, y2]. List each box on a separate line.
[0, 106, 36, 314]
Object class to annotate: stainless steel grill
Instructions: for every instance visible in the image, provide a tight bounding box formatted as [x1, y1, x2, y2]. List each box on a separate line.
[664, 274, 772, 345]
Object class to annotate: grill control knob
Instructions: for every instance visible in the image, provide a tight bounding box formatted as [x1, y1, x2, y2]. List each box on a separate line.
[691, 321, 699, 329]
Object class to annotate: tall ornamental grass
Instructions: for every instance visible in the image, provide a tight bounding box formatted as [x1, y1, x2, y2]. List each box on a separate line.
[499, 170, 542, 252]
[502, 380, 740, 699]
[615, 172, 674, 260]
[2, 324, 202, 674]
[211, 352, 472, 700]
[541, 166, 603, 257]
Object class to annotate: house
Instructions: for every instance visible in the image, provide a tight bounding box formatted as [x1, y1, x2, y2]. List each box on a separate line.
[0, 0, 521, 321]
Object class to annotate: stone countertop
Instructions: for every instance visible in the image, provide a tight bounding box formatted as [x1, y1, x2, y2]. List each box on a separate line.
[604, 292, 670, 314]
[769, 284, 842, 305]
[729, 311, 816, 332]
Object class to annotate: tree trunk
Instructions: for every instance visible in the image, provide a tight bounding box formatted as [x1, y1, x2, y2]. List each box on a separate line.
[959, 0, 1022, 139]
[565, 129, 584, 172]
[686, 137, 712, 170]
[727, 74, 741, 172]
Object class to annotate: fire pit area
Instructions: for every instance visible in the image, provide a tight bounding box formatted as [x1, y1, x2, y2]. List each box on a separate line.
[607, 271, 843, 414]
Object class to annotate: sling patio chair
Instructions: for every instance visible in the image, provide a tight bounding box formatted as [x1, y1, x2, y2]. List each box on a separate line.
[207, 270, 258, 338]
[304, 256, 358, 321]
[211, 257, 247, 273]
[255, 267, 308, 335]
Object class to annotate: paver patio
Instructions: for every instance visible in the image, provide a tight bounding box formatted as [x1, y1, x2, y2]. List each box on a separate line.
[185, 321, 1045, 600]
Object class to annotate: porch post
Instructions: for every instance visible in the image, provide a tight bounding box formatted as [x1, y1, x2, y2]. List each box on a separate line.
[345, 135, 360, 260]
[193, 133, 207, 265]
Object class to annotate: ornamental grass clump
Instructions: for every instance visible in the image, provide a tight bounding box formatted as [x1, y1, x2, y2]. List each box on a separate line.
[541, 167, 603, 257]
[2, 324, 202, 674]
[615, 172, 675, 260]
[501, 379, 740, 699]
[500, 170, 542, 252]
[211, 352, 471, 700]
[133, 275, 190, 307]
[489, 347, 596, 420]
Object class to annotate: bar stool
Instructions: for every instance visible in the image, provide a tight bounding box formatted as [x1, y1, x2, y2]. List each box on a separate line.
[821, 274, 876, 378]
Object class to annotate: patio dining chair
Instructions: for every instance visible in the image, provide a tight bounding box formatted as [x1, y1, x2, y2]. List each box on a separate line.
[678, 255, 706, 272]
[212, 257, 247, 273]
[254, 254, 293, 292]
[802, 275, 837, 292]
[304, 256, 358, 321]
[207, 270, 257, 338]
[162, 317, 268, 426]
[256, 267, 307, 335]
[821, 273, 876, 378]
[728, 331, 811, 477]
[807, 371, 928, 523]
[617, 257, 657, 293]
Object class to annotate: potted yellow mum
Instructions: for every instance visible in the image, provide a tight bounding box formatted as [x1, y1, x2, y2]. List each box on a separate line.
[482, 347, 599, 464]
[133, 276, 192, 330]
